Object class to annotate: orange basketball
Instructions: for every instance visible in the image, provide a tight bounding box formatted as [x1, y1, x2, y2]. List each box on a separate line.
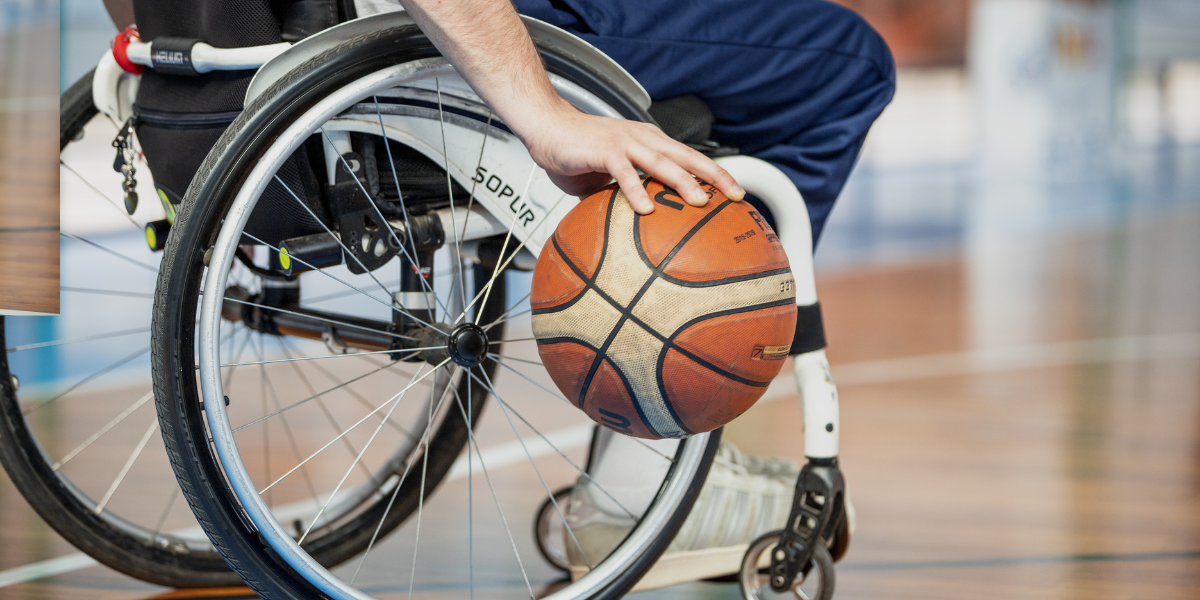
[530, 179, 797, 439]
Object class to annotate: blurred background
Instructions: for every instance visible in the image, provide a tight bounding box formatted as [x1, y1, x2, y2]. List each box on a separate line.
[1, 0, 1198, 597]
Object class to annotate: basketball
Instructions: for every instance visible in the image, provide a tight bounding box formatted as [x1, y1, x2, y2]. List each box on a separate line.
[530, 179, 798, 439]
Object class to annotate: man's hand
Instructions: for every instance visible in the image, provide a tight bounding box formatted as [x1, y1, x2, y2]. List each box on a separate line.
[526, 103, 744, 214]
[399, 0, 742, 215]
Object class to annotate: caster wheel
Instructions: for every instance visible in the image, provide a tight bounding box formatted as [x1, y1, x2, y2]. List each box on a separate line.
[534, 487, 575, 572]
[740, 530, 835, 600]
[828, 510, 851, 562]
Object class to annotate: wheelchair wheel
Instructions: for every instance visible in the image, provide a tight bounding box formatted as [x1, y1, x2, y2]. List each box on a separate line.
[154, 23, 720, 600]
[739, 532, 835, 600]
[0, 71, 240, 586]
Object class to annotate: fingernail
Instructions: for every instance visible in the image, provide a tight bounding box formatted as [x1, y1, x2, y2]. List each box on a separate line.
[731, 185, 746, 201]
[690, 190, 708, 204]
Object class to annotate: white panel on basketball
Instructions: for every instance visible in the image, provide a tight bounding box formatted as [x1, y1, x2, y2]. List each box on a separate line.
[631, 273, 796, 339]
[591, 197, 655, 306]
[605, 320, 683, 438]
[531, 288, 622, 348]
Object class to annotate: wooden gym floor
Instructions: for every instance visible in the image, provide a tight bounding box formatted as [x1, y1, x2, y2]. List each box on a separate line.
[0, 6, 58, 316]
[0, 207, 1196, 599]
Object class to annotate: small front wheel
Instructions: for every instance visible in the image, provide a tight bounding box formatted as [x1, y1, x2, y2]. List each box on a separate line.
[740, 531, 835, 600]
[534, 486, 575, 572]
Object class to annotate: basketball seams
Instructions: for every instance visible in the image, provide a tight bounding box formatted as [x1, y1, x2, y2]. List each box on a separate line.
[603, 320, 686, 438]
[602, 356, 661, 438]
[530, 239, 589, 316]
[658, 267, 794, 288]
[654, 349, 695, 437]
[531, 289, 622, 350]
[534, 337, 599, 351]
[655, 298, 796, 388]
[590, 185, 620, 284]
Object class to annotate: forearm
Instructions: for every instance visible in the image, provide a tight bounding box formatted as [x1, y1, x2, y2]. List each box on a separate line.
[397, 0, 570, 146]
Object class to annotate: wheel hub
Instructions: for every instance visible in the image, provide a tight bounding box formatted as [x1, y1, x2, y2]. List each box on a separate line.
[447, 323, 489, 367]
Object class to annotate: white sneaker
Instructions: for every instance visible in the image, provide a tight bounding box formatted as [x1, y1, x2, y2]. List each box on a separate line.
[564, 440, 798, 592]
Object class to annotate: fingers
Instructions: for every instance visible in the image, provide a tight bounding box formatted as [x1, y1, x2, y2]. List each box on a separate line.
[628, 145, 709, 207]
[632, 126, 745, 203]
[659, 143, 745, 202]
[607, 158, 654, 214]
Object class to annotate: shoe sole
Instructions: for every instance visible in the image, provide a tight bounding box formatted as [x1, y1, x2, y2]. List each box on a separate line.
[570, 544, 750, 592]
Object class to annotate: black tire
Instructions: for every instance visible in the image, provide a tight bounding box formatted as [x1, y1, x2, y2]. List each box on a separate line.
[154, 24, 719, 600]
[59, 68, 99, 151]
[0, 73, 241, 588]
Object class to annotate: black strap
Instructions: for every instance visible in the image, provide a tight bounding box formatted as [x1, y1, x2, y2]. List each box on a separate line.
[150, 38, 201, 76]
[789, 302, 826, 355]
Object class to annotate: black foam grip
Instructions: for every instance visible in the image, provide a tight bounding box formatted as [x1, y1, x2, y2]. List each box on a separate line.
[150, 38, 200, 76]
[790, 302, 826, 355]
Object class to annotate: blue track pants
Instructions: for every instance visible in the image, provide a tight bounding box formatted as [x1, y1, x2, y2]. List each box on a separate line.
[513, 0, 895, 243]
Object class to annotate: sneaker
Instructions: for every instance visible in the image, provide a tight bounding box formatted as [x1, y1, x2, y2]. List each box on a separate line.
[563, 440, 798, 592]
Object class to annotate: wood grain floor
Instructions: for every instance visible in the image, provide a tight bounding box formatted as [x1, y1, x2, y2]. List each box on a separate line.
[0, 208, 1196, 599]
[0, 15, 59, 315]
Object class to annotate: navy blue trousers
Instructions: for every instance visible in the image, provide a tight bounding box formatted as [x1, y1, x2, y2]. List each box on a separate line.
[513, 0, 895, 243]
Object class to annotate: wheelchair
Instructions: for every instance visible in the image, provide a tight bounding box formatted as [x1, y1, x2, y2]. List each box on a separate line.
[3, 10, 846, 599]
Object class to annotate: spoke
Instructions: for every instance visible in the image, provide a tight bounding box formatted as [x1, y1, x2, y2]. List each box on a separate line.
[222, 325, 255, 390]
[491, 354, 542, 368]
[304, 278, 397, 305]
[297, 363, 428, 544]
[490, 394, 636, 519]
[239, 231, 440, 331]
[271, 174, 396, 301]
[471, 369, 592, 569]
[7, 327, 149, 353]
[406, 369, 436, 600]
[455, 191, 570, 326]
[448, 372, 534, 599]
[257, 337, 273, 506]
[59, 286, 153, 299]
[468, 366, 474, 598]
[278, 341, 388, 488]
[220, 345, 442, 368]
[151, 486, 180, 544]
[282, 339, 418, 441]
[350, 365, 461, 585]
[61, 232, 158, 273]
[94, 420, 158, 515]
[259, 346, 324, 523]
[368, 97, 451, 320]
[52, 391, 154, 471]
[491, 337, 535, 344]
[482, 295, 532, 332]
[487, 357, 676, 460]
[471, 166, 537, 326]
[434, 79, 467, 315]
[23, 344, 151, 415]
[233, 360, 398, 432]
[301, 273, 451, 305]
[59, 159, 142, 231]
[458, 109, 495, 310]
[223, 295, 417, 342]
[257, 358, 450, 495]
[318, 127, 449, 320]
